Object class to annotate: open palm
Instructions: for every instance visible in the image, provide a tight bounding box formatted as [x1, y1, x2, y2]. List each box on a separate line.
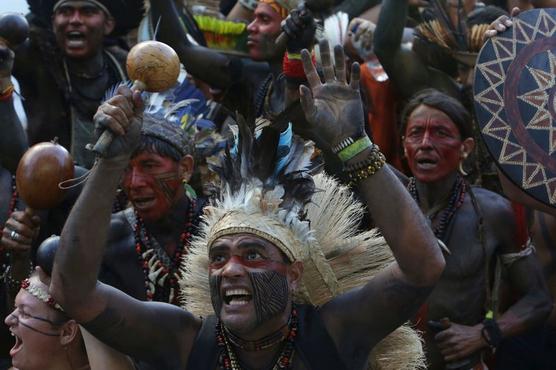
[299, 40, 366, 151]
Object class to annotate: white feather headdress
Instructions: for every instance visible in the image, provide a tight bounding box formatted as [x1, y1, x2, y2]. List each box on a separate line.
[180, 120, 425, 369]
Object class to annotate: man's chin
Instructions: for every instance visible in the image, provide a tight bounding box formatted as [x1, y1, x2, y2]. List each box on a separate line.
[220, 310, 257, 335]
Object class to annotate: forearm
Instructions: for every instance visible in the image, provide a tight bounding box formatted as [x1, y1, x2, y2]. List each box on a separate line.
[334, 0, 382, 20]
[373, 0, 407, 59]
[51, 155, 129, 316]
[497, 258, 552, 338]
[0, 78, 28, 173]
[150, 0, 234, 88]
[352, 151, 444, 285]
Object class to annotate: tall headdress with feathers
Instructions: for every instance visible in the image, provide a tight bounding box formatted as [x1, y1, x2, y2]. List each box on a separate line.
[180, 119, 425, 369]
[415, 0, 491, 67]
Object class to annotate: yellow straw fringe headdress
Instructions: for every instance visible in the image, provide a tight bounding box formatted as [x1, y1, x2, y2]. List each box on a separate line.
[180, 164, 425, 369]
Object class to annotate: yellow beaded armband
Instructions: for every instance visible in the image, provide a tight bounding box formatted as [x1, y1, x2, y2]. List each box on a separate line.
[345, 146, 386, 186]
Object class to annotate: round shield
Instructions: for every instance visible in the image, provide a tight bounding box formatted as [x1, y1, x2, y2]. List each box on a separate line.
[474, 8, 556, 207]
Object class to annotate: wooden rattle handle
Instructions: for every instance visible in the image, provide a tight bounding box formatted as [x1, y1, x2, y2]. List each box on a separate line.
[90, 80, 146, 156]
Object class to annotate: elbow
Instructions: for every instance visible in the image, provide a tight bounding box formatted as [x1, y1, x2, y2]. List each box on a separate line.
[423, 252, 446, 286]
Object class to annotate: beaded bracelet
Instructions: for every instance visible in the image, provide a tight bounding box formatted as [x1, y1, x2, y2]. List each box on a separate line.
[345, 146, 386, 186]
[332, 135, 373, 162]
[0, 84, 14, 102]
[344, 144, 383, 172]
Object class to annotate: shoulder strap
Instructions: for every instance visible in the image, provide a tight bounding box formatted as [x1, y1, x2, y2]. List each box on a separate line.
[186, 315, 220, 370]
[294, 305, 348, 370]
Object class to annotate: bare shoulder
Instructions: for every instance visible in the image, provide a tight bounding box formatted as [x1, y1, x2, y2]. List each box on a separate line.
[469, 186, 518, 251]
[469, 186, 513, 220]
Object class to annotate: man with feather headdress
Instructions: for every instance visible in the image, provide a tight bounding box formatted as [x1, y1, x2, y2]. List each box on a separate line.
[49, 41, 446, 370]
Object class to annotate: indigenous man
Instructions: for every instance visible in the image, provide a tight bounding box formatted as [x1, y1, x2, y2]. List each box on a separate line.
[150, 0, 315, 121]
[400, 89, 551, 369]
[49, 42, 445, 369]
[4, 0, 142, 168]
[97, 111, 204, 306]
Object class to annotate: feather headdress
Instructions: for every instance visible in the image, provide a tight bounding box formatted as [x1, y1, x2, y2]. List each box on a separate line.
[415, 0, 492, 67]
[180, 118, 425, 369]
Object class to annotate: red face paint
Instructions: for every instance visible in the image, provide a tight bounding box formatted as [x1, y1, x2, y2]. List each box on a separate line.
[122, 151, 182, 222]
[209, 255, 288, 273]
[403, 105, 463, 183]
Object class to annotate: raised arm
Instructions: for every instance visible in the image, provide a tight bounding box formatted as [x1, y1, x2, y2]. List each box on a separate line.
[0, 43, 28, 173]
[49, 87, 199, 366]
[373, 0, 441, 99]
[298, 41, 444, 351]
[150, 0, 238, 89]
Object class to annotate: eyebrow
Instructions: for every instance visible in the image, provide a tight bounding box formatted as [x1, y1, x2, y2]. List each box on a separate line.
[209, 241, 268, 253]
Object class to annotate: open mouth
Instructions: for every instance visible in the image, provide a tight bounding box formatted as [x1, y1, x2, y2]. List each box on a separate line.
[416, 158, 437, 169]
[9, 332, 22, 357]
[223, 288, 252, 306]
[66, 31, 86, 47]
[132, 196, 155, 210]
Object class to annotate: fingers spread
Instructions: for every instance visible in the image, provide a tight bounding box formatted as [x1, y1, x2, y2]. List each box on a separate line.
[319, 39, 335, 82]
[334, 45, 346, 83]
[350, 62, 360, 90]
[299, 85, 316, 119]
[301, 49, 321, 89]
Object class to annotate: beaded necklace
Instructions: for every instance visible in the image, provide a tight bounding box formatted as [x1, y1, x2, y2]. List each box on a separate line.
[216, 306, 298, 370]
[407, 174, 467, 242]
[132, 200, 196, 304]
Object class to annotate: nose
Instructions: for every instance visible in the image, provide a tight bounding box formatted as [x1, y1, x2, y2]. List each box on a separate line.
[5, 310, 17, 327]
[221, 255, 247, 278]
[129, 168, 147, 189]
[419, 130, 433, 148]
[247, 19, 257, 33]
[69, 9, 83, 24]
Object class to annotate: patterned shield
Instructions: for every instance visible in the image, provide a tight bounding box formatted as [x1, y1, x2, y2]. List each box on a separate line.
[474, 8, 556, 207]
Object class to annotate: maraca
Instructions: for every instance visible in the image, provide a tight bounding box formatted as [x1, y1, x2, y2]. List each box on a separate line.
[92, 40, 181, 155]
[0, 12, 29, 48]
[16, 140, 74, 212]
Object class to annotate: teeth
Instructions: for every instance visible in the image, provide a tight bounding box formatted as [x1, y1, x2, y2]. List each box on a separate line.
[227, 289, 248, 296]
[225, 289, 249, 297]
[229, 299, 249, 306]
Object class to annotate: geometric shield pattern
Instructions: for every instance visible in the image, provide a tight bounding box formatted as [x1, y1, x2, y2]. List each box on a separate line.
[473, 8, 556, 207]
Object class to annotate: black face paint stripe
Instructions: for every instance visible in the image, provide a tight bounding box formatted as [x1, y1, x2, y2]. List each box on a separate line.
[249, 271, 289, 325]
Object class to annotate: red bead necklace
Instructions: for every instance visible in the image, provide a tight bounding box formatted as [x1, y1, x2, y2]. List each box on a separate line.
[132, 199, 196, 304]
[216, 305, 298, 370]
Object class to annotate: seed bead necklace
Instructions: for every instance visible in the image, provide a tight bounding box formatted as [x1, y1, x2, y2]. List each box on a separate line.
[133, 199, 196, 304]
[407, 174, 467, 242]
[216, 305, 298, 370]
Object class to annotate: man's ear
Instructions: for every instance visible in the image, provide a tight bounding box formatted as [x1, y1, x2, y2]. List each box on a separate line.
[179, 155, 195, 182]
[59, 320, 80, 347]
[287, 261, 304, 292]
[461, 137, 475, 159]
[103, 16, 116, 36]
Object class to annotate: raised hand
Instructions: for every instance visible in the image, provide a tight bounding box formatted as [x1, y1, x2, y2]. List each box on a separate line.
[93, 85, 144, 158]
[282, 3, 316, 54]
[299, 40, 366, 153]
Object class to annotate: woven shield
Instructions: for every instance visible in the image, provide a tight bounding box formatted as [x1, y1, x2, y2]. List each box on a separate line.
[474, 8, 556, 207]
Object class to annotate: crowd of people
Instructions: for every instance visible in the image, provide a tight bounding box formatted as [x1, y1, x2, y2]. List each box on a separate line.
[0, 0, 554, 369]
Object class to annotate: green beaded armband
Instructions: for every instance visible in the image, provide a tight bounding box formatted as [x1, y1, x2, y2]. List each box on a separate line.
[338, 136, 373, 162]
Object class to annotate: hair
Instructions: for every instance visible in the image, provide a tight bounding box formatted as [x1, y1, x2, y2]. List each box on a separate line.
[133, 114, 193, 162]
[401, 88, 473, 139]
